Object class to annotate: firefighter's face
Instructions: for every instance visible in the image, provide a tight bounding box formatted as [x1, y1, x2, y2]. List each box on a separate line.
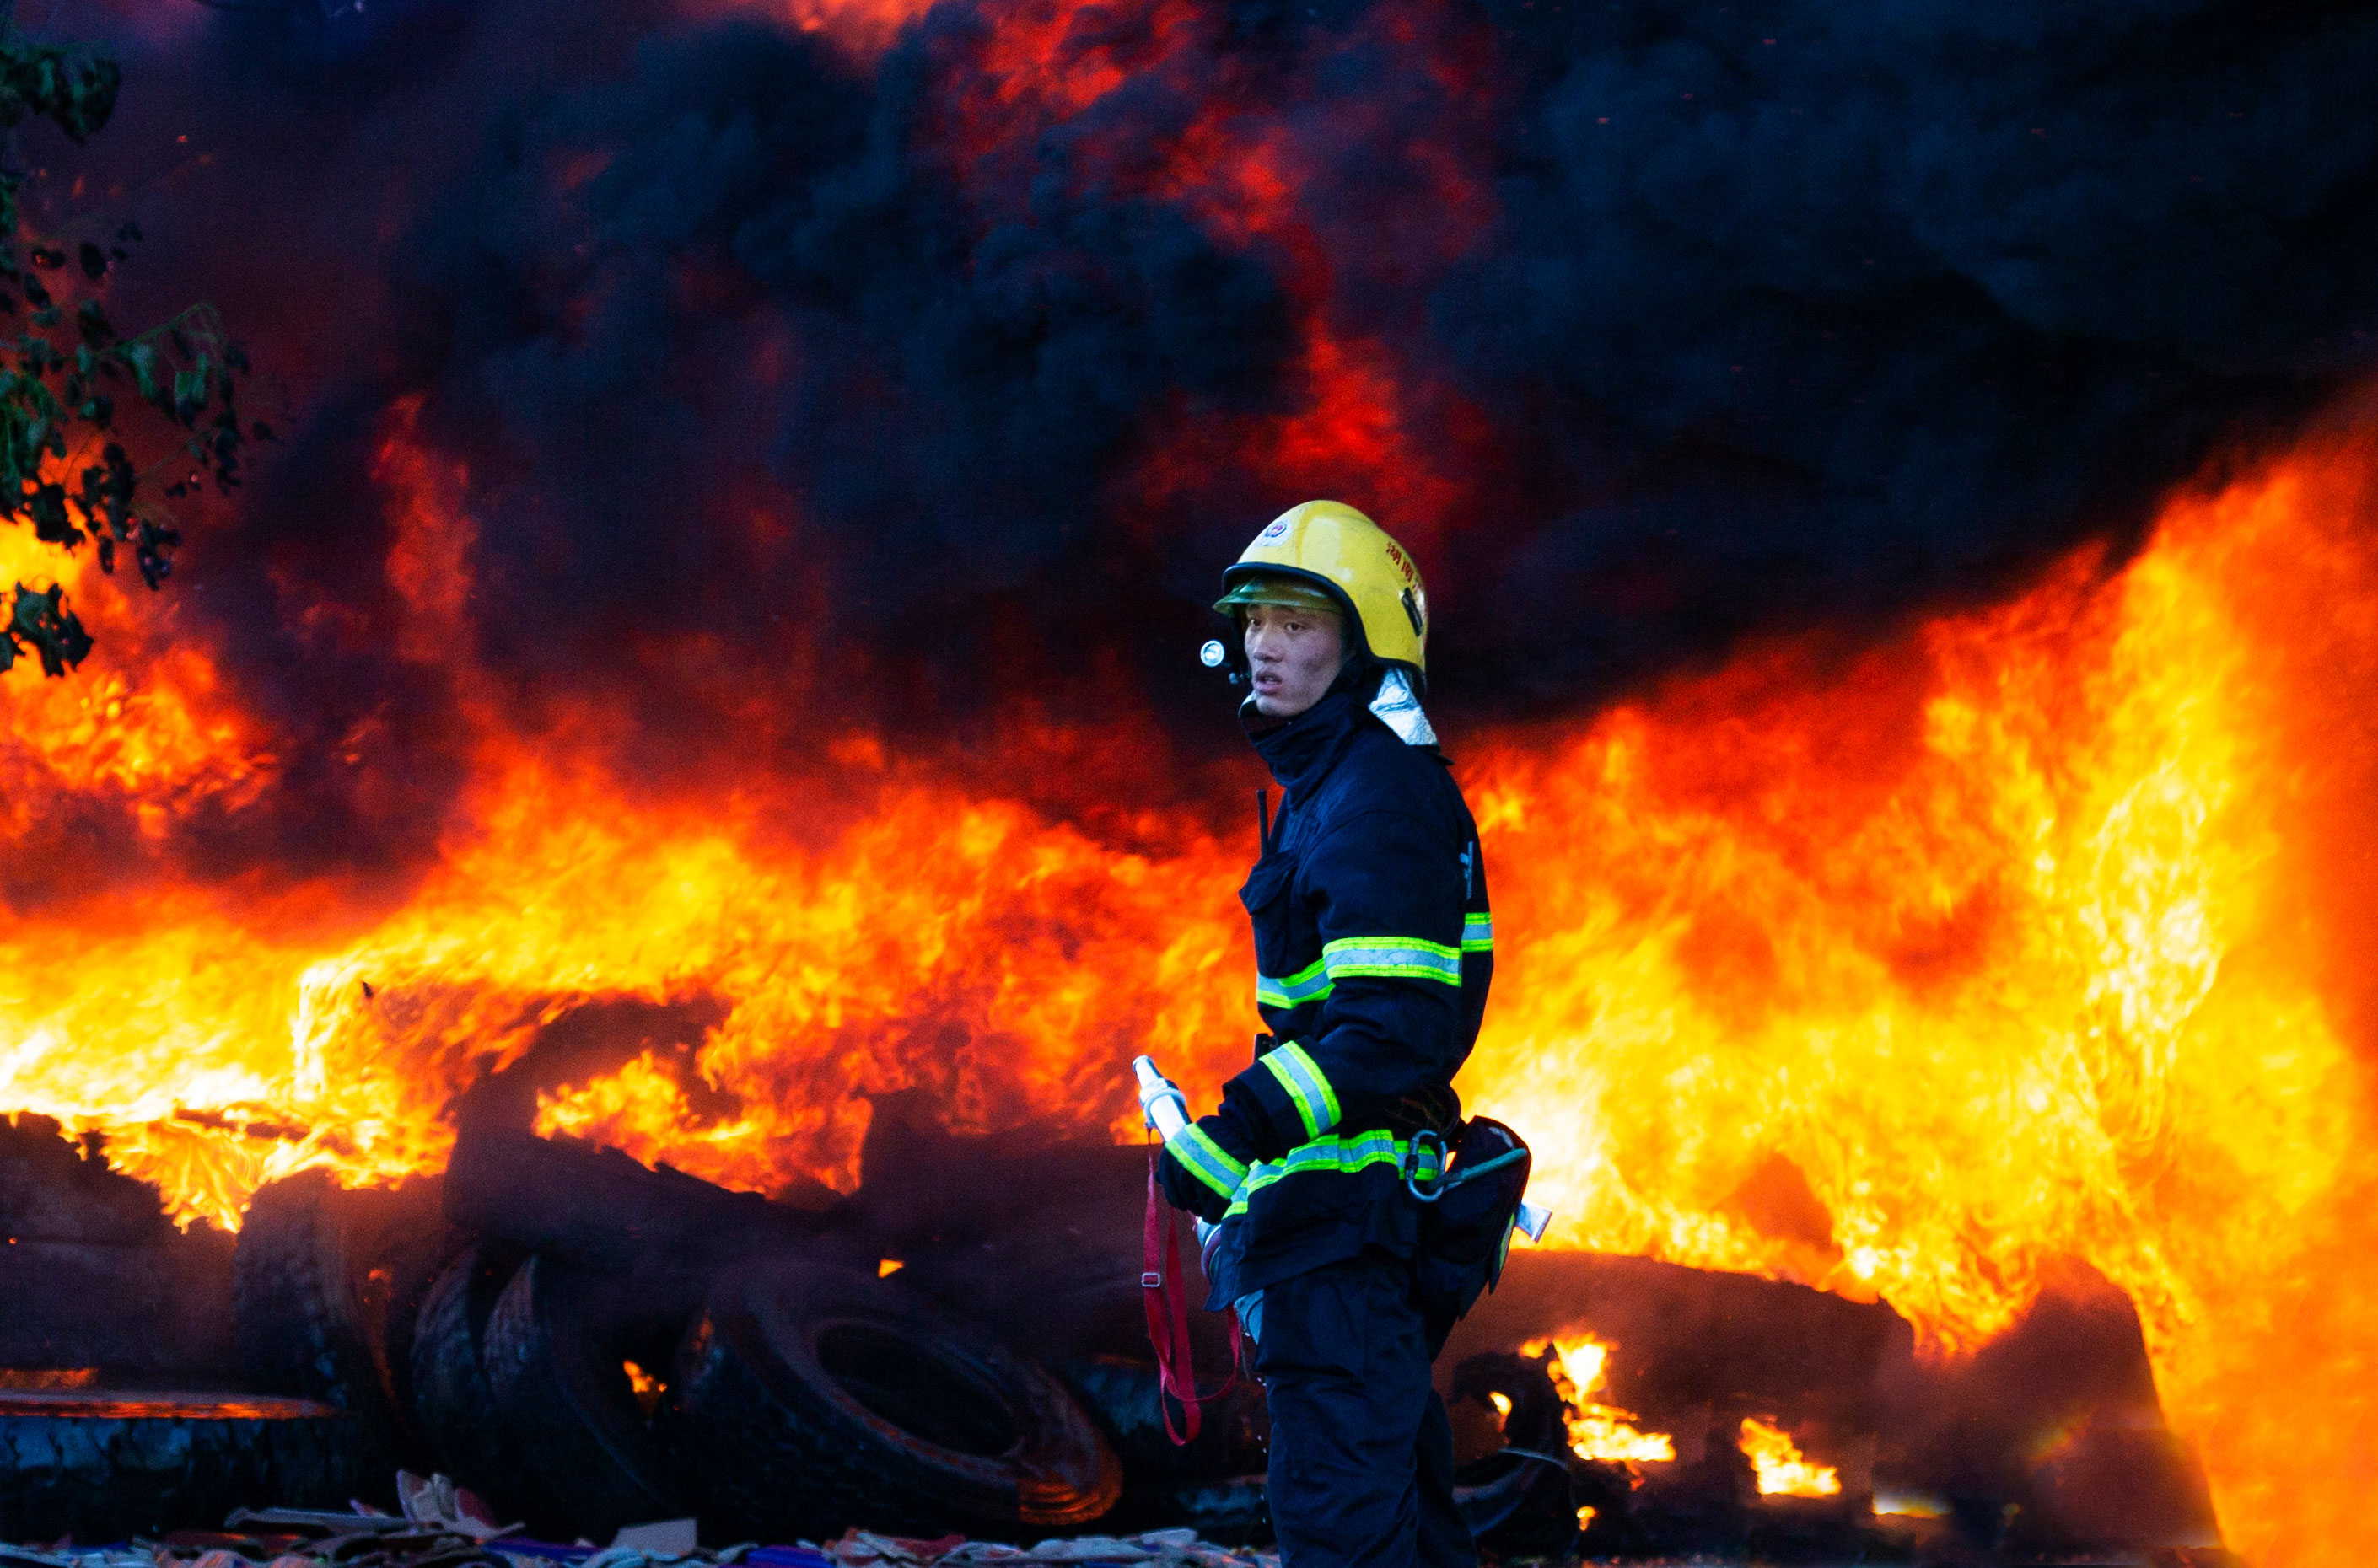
[1244, 603, 1348, 718]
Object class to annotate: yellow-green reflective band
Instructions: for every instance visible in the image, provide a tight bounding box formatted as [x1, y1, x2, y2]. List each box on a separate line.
[1168, 1125, 1248, 1202]
[1223, 1131, 1444, 1216]
[1256, 955, 1332, 1009]
[1259, 1042, 1342, 1139]
[1321, 936, 1462, 985]
[1462, 912, 1494, 953]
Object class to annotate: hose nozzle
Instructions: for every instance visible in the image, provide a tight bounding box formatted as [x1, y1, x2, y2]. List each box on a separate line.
[1136, 1054, 1219, 1246]
[1133, 1054, 1191, 1138]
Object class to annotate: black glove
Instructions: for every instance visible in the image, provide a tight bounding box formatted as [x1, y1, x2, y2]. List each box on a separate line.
[1155, 1100, 1263, 1223]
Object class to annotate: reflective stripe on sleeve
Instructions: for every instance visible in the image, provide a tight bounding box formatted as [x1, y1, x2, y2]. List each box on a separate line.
[1256, 955, 1332, 1009]
[1166, 1124, 1249, 1202]
[1321, 935, 1463, 985]
[1258, 1041, 1342, 1139]
[1462, 912, 1494, 953]
[1223, 1130, 1444, 1216]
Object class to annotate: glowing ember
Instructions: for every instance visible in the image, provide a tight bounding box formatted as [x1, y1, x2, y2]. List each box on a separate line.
[1519, 1334, 1675, 1466]
[1873, 1490, 1948, 1520]
[685, 0, 938, 61]
[622, 1360, 665, 1417]
[1738, 1416, 1840, 1497]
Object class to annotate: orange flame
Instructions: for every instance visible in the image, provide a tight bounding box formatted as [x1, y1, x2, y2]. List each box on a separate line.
[1452, 439, 2378, 1565]
[1739, 1416, 1840, 1498]
[1, 405, 2376, 1559]
[1518, 1334, 1676, 1466]
[0, 1369, 98, 1390]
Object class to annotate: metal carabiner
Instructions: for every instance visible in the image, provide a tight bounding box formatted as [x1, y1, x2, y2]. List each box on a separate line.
[1402, 1126, 1449, 1203]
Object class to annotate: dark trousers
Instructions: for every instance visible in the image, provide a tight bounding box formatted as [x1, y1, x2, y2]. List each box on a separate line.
[1253, 1248, 1474, 1568]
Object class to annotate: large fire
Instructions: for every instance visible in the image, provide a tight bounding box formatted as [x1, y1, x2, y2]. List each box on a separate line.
[5, 416, 2374, 1562]
[3, 2, 2378, 1546]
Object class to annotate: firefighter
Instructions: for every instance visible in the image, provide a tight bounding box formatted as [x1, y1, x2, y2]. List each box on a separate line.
[1157, 500, 1493, 1568]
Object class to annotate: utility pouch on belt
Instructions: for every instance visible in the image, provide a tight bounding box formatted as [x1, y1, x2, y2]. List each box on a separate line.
[1413, 1116, 1532, 1324]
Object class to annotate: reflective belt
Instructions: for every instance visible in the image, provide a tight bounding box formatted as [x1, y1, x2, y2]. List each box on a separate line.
[1321, 935, 1461, 985]
[1462, 912, 1493, 953]
[1258, 1041, 1341, 1138]
[1222, 1130, 1445, 1217]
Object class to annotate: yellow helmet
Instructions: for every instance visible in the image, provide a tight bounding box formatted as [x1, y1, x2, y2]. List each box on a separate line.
[1213, 500, 1428, 682]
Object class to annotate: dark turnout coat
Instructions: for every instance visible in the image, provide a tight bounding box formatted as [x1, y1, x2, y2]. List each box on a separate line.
[1193, 670, 1494, 1310]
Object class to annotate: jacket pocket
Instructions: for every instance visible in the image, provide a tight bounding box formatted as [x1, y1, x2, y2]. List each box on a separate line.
[1238, 850, 1295, 915]
[1239, 851, 1302, 986]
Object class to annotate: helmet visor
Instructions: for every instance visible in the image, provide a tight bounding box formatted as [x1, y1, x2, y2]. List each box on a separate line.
[1213, 572, 1348, 619]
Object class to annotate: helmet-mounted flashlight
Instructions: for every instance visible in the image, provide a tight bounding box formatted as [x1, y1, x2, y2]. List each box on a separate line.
[1198, 637, 1247, 688]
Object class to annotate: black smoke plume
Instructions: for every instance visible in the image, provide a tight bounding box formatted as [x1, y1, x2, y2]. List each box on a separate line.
[24, 0, 2378, 884]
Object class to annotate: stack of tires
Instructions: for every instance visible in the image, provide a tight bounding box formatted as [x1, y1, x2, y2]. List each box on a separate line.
[227, 1141, 1258, 1545]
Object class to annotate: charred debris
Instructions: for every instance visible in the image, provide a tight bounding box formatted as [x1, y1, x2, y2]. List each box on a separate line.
[1, 1109, 2225, 1564]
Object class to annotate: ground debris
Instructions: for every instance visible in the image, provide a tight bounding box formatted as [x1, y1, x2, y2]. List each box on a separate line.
[0, 1549, 153, 1568]
[0, 1480, 1276, 1568]
[815, 1529, 1274, 1568]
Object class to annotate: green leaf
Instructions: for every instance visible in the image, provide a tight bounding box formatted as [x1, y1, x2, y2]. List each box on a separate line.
[121, 340, 158, 402]
[9, 583, 92, 675]
[30, 483, 73, 545]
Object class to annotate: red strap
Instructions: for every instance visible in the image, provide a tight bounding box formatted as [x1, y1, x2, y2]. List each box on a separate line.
[1143, 1149, 1240, 1446]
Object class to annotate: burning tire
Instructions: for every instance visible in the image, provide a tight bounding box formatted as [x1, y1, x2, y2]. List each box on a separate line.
[407, 1240, 535, 1520]
[379, 1222, 470, 1444]
[0, 1389, 364, 1541]
[481, 1254, 688, 1537]
[659, 1255, 1123, 1540]
[1448, 1353, 1585, 1557]
[233, 1169, 448, 1481]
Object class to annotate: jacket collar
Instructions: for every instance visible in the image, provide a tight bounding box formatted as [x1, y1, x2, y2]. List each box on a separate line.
[1244, 667, 1381, 799]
